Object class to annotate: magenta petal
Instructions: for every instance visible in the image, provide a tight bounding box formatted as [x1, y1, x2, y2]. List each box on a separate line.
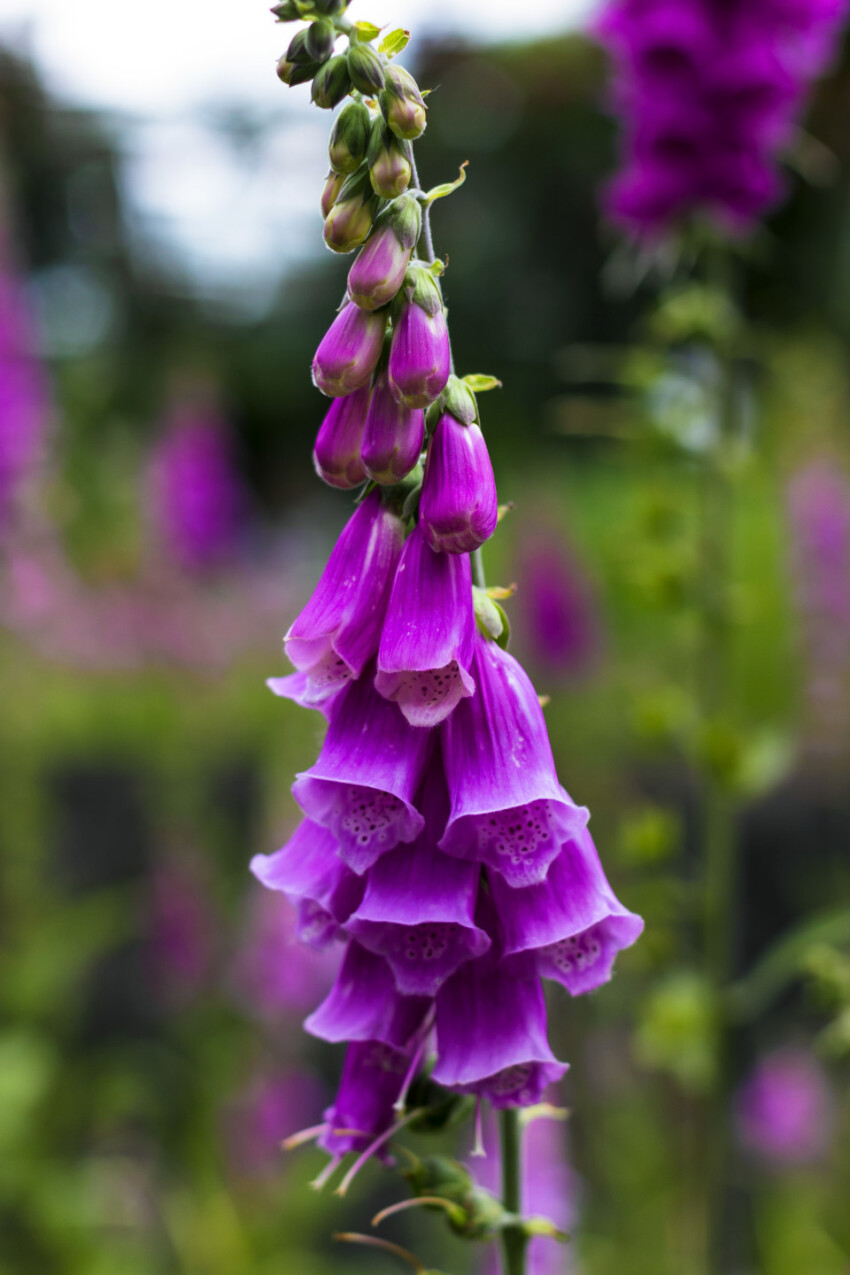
[249, 818, 365, 944]
[387, 302, 451, 409]
[305, 941, 430, 1048]
[266, 672, 341, 716]
[313, 387, 370, 489]
[345, 764, 490, 995]
[439, 638, 588, 887]
[285, 491, 404, 697]
[433, 957, 567, 1107]
[319, 1040, 411, 1156]
[491, 826, 644, 994]
[419, 414, 498, 555]
[376, 524, 476, 726]
[361, 370, 425, 485]
[292, 671, 430, 873]
[312, 303, 387, 398]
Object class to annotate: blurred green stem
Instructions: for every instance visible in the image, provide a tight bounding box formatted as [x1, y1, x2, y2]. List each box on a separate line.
[500, 1109, 527, 1275]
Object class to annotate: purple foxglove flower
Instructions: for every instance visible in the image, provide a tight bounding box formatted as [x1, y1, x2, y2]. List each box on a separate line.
[231, 888, 338, 1017]
[736, 1047, 833, 1165]
[517, 530, 600, 677]
[312, 386, 370, 489]
[439, 637, 588, 887]
[292, 669, 431, 873]
[347, 196, 421, 312]
[305, 939, 430, 1048]
[419, 414, 498, 555]
[266, 671, 342, 716]
[387, 301, 451, 410]
[361, 369, 425, 486]
[147, 860, 216, 1002]
[344, 763, 490, 995]
[250, 819, 364, 949]
[284, 490, 403, 699]
[312, 302, 387, 398]
[433, 953, 567, 1107]
[319, 1039, 411, 1157]
[491, 826, 644, 994]
[375, 523, 476, 726]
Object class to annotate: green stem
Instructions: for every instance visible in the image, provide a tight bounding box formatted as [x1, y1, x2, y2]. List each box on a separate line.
[499, 1109, 527, 1275]
[471, 546, 486, 590]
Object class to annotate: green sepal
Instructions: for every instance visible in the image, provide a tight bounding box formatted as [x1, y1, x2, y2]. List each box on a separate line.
[314, 0, 348, 14]
[424, 161, 469, 206]
[520, 1215, 569, 1242]
[336, 163, 371, 204]
[270, 1, 299, 21]
[311, 54, 351, 108]
[348, 42, 385, 95]
[277, 56, 321, 86]
[381, 459, 423, 517]
[401, 262, 442, 316]
[473, 586, 505, 644]
[351, 19, 382, 42]
[384, 63, 425, 105]
[379, 27, 411, 57]
[403, 1154, 474, 1204]
[382, 193, 422, 251]
[286, 28, 313, 64]
[463, 373, 502, 393]
[441, 374, 478, 426]
[306, 17, 335, 62]
[329, 99, 371, 174]
[404, 1081, 476, 1133]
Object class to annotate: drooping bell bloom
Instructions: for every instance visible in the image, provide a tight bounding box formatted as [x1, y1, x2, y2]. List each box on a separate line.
[305, 939, 430, 1048]
[419, 414, 498, 555]
[433, 947, 567, 1107]
[318, 1039, 411, 1157]
[293, 669, 432, 873]
[440, 637, 589, 888]
[736, 1047, 833, 1165]
[376, 523, 476, 727]
[284, 490, 404, 700]
[266, 670, 342, 716]
[387, 269, 451, 409]
[313, 386, 370, 489]
[361, 369, 425, 485]
[312, 302, 387, 397]
[491, 826, 644, 994]
[250, 819, 364, 949]
[347, 195, 421, 312]
[344, 762, 490, 995]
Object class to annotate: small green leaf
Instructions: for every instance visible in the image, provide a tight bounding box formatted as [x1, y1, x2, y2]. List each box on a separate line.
[497, 502, 515, 523]
[473, 586, 504, 643]
[463, 374, 502, 393]
[379, 27, 410, 57]
[352, 19, 381, 41]
[424, 161, 469, 205]
[522, 1216, 569, 1242]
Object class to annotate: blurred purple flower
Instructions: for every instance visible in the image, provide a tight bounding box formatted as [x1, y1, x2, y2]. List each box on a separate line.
[516, 531, 601, 678]
[148, 403, 247, 573]
[148, 859, 217, 1002]
[0, 247, 50, 524]
[230, 886, 339, 1019]
[223, 1068, 324, 1179]
[736, 1047, 833, 1165]
[596, 0, 848, 236]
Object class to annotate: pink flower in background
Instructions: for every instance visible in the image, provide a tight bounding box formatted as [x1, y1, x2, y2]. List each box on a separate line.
[230, 887, 339, 1019]
[0, 245, 50, 524]
[148, 860, 218, 1003]
[223, 1069, 325, 1179]
[736, 1047, 833, 1165]
[516, 531, 600, 678]
[148, 404, 247, 573]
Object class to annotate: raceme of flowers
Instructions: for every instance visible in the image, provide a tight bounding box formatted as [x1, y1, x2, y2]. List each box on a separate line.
[252, 0, 643, 1177]
[596, 0, 849, 236]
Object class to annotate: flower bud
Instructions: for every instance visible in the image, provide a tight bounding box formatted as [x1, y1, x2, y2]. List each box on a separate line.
[314, 0, 348, 12]
[286, 29, 314, 65]
[313, 385, 371, 488]
[383, 65, 427, 140]
[367, 118, 412, 198]
[320, 169, 345, 218]
[277, 55, 320, 86]
[440, 374, 478, 426]
[361, 370, 425, 484]
[305, 17, 335, 63]
[329, 100, 371, 175]
[270, 1, 299, 19]
[347, 196, 421, 311]
[311, 54, 351, 109]
[387, 268, 450, 409]
[347, 42, 386, 96]
[419, 413, 498, 554]
[313, 302, 387, 397]
[323, 169, 374, 253]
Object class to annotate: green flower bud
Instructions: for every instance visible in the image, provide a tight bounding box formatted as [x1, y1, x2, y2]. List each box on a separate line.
[382, 64, 427, 140]
[270, 1, 299, 20]
[400, 261, 443, 317]
[347, 42, 385, 96]
[311, 54, 351, 109]
[320, 169, 345, 218]
[440, 374, 478, 426]
[285, 28, 313, 66]
[324, 169, 374, 252]
[306, 17, 335, 62]
[329, 100, 371, 174]
[403, 1155, 473, 1204]
[277, 55, 320, 86]
[454, 1187, 506, 1241]
[314, 0, 348, 12]
[367, 118, 412, 198]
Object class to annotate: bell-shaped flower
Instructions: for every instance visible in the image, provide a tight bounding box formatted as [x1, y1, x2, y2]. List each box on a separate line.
[490, 826, 644, 995]
[387, 269, 450, 409]
[432, 948, 567, 1108]
[344, 762, 490, 996]
[347, 196, 421, 312]
[313, 302, 387, 398]
[318, 1039, 412, 1157]
[439, 637, 588, 888]
[313, 387, 370, 489]
[376, 524, 476, 726]
[284, 490, 403, 700]
[361, 369, 425, 486]
[292, 669, 432, 873]
[250, 819, 364, 950]
[266, 671, 344, 717]
[419, 413, 498, 555]
[305, 940, 430, 1048]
